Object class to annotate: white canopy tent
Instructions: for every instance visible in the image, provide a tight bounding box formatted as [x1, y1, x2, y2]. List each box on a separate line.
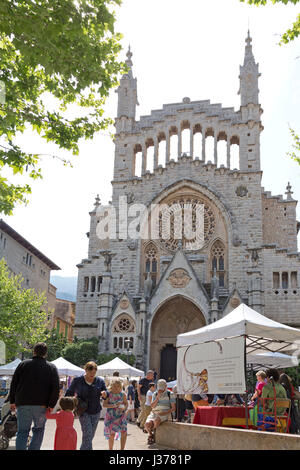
[51, 357, 85, 377]
[0, 358, 21, 375]
[97, 357, 144, 377]
[247, 352, 298, 370]
[177, 303, 300, 356]
[167, 351, 297, 390]
[176, 304, 300, 427]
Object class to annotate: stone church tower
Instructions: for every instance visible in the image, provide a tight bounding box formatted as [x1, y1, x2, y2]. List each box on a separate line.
[75, 33, 300, 378]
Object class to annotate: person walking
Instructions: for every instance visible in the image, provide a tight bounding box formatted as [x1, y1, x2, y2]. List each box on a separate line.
[9, 342, 60, 450]
[126, 380, 136, 423]
[103, 378, 128, 450]
[136, 370, 154, 430]
[132, 380, 140, 419]
[65, 361, 107, 450]
[46, 397, 77, 450]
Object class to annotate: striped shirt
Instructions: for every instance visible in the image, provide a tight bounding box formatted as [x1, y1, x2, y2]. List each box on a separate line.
[151, 390, 175, 413]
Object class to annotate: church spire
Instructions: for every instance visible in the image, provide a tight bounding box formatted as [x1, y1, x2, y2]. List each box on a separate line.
[238, 30, 261, 106]
[116, 46, 139, 120]
[244, 30, 255, 65]
[125, 45, 133, 76]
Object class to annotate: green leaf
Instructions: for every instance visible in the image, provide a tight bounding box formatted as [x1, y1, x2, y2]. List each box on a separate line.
[0, 0, 125, 214]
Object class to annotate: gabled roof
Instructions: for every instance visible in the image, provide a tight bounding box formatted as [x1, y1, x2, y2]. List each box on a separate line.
[0, 219, 60, 270]
[149, 248, 210, 305]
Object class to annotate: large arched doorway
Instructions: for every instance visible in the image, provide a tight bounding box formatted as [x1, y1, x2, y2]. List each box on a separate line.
[149, 296, 206, 380]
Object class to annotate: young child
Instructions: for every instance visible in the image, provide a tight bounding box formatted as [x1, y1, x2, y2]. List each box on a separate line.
[103, 378, 128, 450]
[142, 383, 156, 432]
[46, 397, 77, 450]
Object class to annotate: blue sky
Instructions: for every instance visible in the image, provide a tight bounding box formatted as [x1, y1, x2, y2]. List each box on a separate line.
[3, 0, 300, 277]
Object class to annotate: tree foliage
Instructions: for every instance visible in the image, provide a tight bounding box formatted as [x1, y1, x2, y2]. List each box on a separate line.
[44, 328, 69, 362]
[0, 259, 48, 360]
[61, 337, 136, 367]
[0, 0, 125, 214]
[287, 126, 300, 165]
[97, 352, 136, 366]
[62, 337, 99, 366]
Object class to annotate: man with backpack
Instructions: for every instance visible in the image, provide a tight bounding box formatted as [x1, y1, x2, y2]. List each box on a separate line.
[144, 379, 175, 444]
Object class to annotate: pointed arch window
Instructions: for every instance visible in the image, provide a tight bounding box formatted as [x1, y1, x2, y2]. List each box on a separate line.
[211, 240, 226, 288]
[144, 243, 158, 287]
[112, 314, 136, 352]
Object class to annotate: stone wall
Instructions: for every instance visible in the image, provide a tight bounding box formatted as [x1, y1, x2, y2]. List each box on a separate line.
[155, 422, 300, 450]
[262, 191, 298, 252]
[262, 246, 300, 325]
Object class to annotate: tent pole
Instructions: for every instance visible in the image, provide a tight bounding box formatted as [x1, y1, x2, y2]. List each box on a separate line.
[244, 335, 249, 429]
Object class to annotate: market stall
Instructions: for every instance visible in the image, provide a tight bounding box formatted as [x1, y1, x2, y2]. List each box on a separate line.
[0, 359, 22, 409]
[193, 405, 253, 428]
[176, 303, 300, 428]
[0, 358, 21, 376]
[96, 357, 144, 378]
[51, 357, 85, 377]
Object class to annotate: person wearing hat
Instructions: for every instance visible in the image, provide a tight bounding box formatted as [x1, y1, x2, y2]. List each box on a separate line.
[144, 379, 176, 444]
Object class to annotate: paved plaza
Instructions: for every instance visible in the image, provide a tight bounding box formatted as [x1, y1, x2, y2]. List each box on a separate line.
[7, 417, 167, 451]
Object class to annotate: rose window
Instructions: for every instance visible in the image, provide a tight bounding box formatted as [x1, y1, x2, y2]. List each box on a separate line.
[156, 196, 215, 252]
[113, 315, 135, 333]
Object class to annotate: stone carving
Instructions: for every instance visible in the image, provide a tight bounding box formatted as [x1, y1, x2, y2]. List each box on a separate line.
[127, 239, 137, 251]
[176, 315, 190, 333]
[230, 297, 240, 308]
[250, 248, 259, 266]
[126, 192, 135, 204]
[144, 272, 153, 300]
[120, 299, 129, 309]
[235, 185, 248, 197]
[233, 234, 241, 247]
[211, 268, 219, 300]
[167, 269, 191, 288]
[100, 251, 115, 272]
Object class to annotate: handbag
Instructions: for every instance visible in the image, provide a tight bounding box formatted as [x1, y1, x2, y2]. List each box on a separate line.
[75, 397, 88, 417]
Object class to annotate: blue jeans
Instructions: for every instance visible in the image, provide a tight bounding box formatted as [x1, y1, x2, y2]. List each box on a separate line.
[16, 406, 47, 450]
[79, 412, 100, 450]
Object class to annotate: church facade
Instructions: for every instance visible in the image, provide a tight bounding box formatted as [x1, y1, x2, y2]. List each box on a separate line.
[74, 33, 300, 379]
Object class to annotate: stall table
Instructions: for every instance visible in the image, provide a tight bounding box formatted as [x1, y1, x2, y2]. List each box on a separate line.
[193, 406, 253, 428]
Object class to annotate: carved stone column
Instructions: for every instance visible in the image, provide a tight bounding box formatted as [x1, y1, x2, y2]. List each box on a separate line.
[178, 128, 182, 158]
[190, 128, 194, 158]
[214, 134, 218, 166]
[154, 136, 159, 170]
[141, 142, 147, 175]
[97, 272, 114, 353]
[227, 139, 231, 168]
[202, 132, 206, 161]
[165, 130, 170, 164]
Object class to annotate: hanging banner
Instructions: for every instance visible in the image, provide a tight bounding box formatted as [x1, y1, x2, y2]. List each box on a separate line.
[177, 336, 246, 395]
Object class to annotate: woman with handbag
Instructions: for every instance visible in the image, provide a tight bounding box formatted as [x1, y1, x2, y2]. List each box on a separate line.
[65, 361, 107, 450]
